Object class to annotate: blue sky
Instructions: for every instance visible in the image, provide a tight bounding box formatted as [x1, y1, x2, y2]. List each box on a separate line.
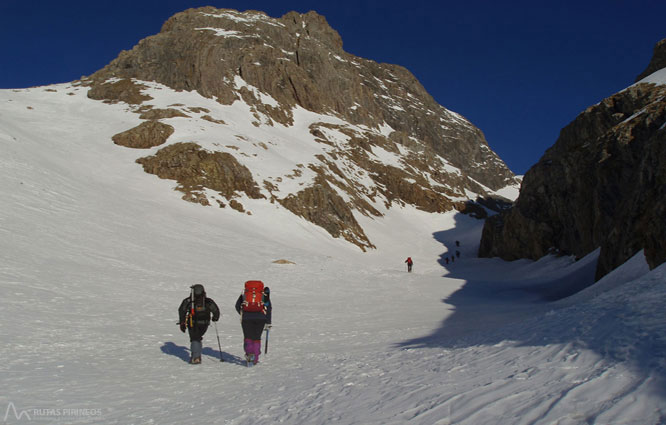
[1, 0, 664, 174]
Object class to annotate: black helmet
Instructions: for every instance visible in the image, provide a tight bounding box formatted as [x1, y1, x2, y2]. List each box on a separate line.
[191, 284, 205, 297]
[264, 286, 270, 295]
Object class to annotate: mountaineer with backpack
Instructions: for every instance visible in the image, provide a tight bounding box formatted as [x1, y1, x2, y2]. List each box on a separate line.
[235, 281, 272, 366]
[178, 284, 220, 364]
[405, 257, 414, 272]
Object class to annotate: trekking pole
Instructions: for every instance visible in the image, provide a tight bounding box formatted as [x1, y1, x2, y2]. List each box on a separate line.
[214, 322, 224, 362]
[264, 327, 270, 354]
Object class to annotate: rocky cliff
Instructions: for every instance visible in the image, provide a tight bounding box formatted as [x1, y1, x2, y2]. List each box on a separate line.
[635, 39, 666, 82]
[81, 7, 517, 249]
[479, 39, 666, 280]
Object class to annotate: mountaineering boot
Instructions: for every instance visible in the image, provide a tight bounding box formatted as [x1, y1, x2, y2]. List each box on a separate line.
[191, 340, 203, 364]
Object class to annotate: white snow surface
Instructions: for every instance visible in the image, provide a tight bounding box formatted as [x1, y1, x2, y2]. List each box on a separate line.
[196, 28, 251, 39]
[493, 176, 523, 202]
[1, 84, 665, 425]
[635, 67, 666, 86]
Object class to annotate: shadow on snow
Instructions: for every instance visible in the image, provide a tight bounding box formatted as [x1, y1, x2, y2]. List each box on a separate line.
[160, 342, 245, 365]
[398, 212, 666, 395]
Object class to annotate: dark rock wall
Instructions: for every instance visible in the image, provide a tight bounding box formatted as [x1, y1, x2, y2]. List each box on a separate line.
[480, 73, 666, 280]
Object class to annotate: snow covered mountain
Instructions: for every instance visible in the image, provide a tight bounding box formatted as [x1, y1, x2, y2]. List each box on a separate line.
[2, 9, 666, 425]
[1, 82, 665, 422]
[74, 7, 517, 250]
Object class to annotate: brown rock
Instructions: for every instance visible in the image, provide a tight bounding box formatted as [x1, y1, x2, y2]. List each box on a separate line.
[138, 108, 190, 120]
[112, 121, 174, 148]
[273, 259, 296, 264]
[136, 142, 264, 202]
[87, 78, 152, 104]
[279, 175, 375, 251]
[229, 199, 246, 213]
[201, 115, 226, 124]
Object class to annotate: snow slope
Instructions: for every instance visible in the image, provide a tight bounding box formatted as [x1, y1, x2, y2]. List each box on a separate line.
[1, 85, 665, 424]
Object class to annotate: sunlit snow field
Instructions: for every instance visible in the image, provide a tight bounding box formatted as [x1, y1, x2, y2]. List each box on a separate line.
[1, 83, 665, 424]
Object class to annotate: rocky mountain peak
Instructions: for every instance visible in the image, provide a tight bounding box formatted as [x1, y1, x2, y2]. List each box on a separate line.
[80, 7, 517, 250]
[280, 10, 344, 51]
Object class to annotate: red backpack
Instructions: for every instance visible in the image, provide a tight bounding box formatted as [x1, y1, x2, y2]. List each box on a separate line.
[242, 280, 265, 312]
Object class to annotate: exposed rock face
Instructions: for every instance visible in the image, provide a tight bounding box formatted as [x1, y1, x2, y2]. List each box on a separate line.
[112, 121, 174, 149]
[86, 7, 515, 191]
[479, 42, 666, 280]
[136, 142, 264, 205]
[83, 7, 519, 249]
[88, 79, 152, 104]
[279, 175, 375, 251]
[138, 108, 189, 120]
[306, 122, 462, 214]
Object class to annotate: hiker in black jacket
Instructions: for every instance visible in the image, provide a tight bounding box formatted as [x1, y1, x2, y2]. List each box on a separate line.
[178, 284, 220, 364]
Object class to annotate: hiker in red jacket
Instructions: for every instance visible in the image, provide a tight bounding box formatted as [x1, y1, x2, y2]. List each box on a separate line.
[235, 282, 272, 365]
[405, 257, 413, 272]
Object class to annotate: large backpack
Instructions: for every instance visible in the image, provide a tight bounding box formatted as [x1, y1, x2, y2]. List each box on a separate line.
[189, 284, 210, 326]
[242, 280, 265, 313]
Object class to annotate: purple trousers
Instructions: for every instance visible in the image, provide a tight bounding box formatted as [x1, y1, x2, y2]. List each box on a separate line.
[244, 339, 261, 362]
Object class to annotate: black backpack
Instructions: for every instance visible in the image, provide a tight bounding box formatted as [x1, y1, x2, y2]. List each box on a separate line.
[188, 284, 210, 326]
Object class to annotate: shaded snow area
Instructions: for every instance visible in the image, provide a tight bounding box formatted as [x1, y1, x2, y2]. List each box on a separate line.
[1, 85, 665, 425]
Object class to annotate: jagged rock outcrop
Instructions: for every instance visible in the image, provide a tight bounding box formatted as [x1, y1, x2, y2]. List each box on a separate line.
[112, 121, 174, 148]
[279, 175, 375, 251]
[136, 142, 264, 206]
[88, 79, 152, 104]
[479, 39, 666, 280]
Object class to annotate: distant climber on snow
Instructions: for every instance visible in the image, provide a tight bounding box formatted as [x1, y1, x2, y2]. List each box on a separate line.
[405, 257, 413, 272]
[178, 284, 220, 364]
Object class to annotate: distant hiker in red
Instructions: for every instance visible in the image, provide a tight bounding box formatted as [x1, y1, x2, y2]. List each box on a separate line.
[405, 257, 413, 272]
[178, 284, 220, 364]
[235, 281, 272, 366]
